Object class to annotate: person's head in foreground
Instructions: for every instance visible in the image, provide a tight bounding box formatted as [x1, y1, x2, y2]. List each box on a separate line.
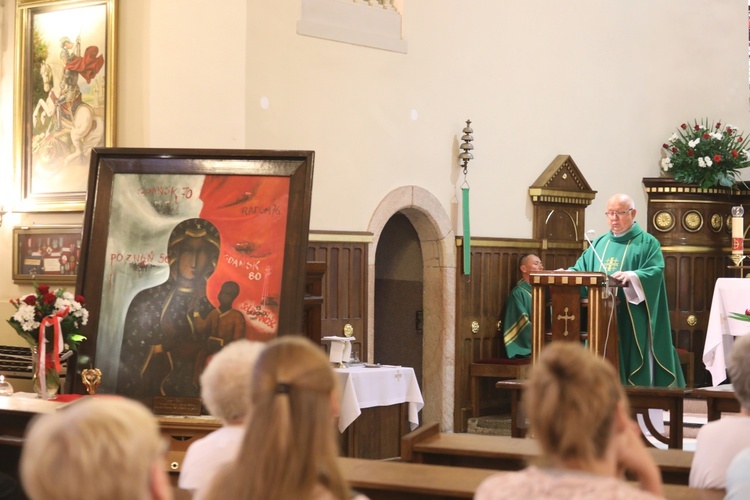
[205, 335, 352, 499]
[728, 334, 750, 412]
[475, 342, 662, 499]
[200, 338, 265, 424]
[20, 397, 171, 500]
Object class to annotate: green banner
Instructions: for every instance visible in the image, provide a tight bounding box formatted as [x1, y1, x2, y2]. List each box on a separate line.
[462, 186, 470, 275]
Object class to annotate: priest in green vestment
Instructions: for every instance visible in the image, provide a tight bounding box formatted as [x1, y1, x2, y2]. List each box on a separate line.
[503, 253, 544, 358]
[570, 194, 685, 388]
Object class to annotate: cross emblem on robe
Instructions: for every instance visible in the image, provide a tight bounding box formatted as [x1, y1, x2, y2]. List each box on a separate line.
[556, 307, 575, 337]
[604, 257, 619, 272]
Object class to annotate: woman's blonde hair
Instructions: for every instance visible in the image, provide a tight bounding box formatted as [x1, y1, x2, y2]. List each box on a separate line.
[20, 397, 163, 500]
[524, 342, 625, 466]
[205, 335, 351, 499]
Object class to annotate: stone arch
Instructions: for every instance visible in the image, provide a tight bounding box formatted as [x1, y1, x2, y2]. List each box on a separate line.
[368, 186, 456, 431]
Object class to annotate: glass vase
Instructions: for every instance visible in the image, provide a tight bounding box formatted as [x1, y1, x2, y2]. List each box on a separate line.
[31, 346, 60, 399]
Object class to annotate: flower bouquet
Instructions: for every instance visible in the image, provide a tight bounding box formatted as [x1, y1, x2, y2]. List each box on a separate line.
[7, 284, 88, 397]
[660, 119, 750, 188]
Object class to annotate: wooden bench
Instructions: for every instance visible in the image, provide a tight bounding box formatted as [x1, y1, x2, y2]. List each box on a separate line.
[496, 379, 690, 449]
[401, 422, 693, 485]
[340, 456, 721, 500]
[691, 384, 741, 421]
[469, 359, 532, 418]
[338, 456, 495, 499]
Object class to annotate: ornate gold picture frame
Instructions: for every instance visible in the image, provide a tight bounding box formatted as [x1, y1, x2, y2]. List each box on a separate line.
[14, 0, 117, 212]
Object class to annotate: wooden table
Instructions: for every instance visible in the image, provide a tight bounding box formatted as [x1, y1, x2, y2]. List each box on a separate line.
[336, 365, 424, 459]
[496, 380, 690, 449]
[691, 384, 741, 421]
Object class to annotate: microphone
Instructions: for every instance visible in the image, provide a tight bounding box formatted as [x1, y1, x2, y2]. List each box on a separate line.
[585, 229, 612, 297]
[584, 229, 608, 273]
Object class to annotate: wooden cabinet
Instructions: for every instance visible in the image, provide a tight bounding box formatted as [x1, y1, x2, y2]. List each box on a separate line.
[643, 178, 748, 387]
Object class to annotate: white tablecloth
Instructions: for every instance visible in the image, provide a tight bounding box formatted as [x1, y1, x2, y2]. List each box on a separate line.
[704, 278, 750, 385]
[335, 365, 424, 433]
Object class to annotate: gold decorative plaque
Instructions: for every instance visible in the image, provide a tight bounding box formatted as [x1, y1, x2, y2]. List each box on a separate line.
[343, 324, 354, 337]
[682, 210, 703, 232]
[471, 321, 480, 334]
[687, 315, 698, 327]
[710, 213, 723, 232]
[653, 210, 675, 232]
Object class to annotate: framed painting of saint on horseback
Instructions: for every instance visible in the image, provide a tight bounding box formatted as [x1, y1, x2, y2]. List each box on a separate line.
[14, 0, 116, 212]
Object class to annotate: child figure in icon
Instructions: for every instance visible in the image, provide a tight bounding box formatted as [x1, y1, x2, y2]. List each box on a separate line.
[195, 280, 247, 357]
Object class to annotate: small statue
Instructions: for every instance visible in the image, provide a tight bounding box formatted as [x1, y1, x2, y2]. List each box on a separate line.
[81, 368, 102, 395]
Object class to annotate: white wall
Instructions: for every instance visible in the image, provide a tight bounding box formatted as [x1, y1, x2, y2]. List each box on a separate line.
[0, 0, 748, 328]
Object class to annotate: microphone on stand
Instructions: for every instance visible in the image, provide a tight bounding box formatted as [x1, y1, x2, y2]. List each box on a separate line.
[584, 229, 611, 297]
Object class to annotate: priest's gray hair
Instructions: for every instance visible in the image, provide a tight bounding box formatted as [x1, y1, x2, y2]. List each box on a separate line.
[201, 339, 265, 423]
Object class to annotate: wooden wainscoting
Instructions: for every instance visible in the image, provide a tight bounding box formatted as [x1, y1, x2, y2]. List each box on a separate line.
[307, 232, 370, 358]
[453, 237, 583, 431]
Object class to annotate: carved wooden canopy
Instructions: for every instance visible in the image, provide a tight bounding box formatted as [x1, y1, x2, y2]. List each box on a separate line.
[528, 155, 597, 243]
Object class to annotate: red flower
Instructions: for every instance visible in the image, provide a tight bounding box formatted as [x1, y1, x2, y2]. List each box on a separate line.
[688, 150, 694, 157]
[662, 143, 669, 149]
[728, 127, 734, 134]
[694, 125, 701, 131]
[671, 147, 678, 153]
[702, 133, 710, 139]
[716, 122, 721, 129]
[714, 154, 722, 163]
[732, 150, 739, 158]
[75, 295, 85, 304]
[23, 295, 37, 306]
[681, 123, 688, 130]
[739, 137, 744, 142]
[43, 293, 57, 305]
[37, 285, 50, 295]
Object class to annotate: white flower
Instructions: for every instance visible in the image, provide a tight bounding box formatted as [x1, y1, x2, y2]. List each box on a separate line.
[660, 158, 672, 171]
[688, 138, 700, 148]
[13, 304, 40, 331]
[711, 132, 723, 140]
[698, 157, 706, 168]
[668, 133, 678, 143]
[704, 156, 713, 167]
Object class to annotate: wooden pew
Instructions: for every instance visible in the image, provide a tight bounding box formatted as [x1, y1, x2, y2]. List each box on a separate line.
[339, 456, 721, 500]
[338, 456, 495, 499]
[401, 422, 693, 485]
[495, 379, 690, 449]
[691, 384, 740, 421]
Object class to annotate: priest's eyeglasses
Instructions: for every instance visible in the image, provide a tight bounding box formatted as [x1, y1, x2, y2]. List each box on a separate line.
[604, 209, 633, 219]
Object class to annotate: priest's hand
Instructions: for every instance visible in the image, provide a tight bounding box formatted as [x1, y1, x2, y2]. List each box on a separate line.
[611, 271, 629, 285]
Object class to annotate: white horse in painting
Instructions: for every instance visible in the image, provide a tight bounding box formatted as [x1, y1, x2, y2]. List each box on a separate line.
[33, 60, 104, 166]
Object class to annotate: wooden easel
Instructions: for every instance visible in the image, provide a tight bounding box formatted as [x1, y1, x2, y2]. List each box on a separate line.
[529, 271, 621, 370]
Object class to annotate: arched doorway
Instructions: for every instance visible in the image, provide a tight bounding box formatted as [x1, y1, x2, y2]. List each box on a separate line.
[374, 212, 424, 387]
[368, 186, 456, 431]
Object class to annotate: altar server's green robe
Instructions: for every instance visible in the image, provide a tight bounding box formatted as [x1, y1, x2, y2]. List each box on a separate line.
[570, 222, 685, 388]
[503, 280, 532, 358]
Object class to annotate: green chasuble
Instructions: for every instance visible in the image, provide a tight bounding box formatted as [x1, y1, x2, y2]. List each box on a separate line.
[570, 222, 685, 388]
[503, 280, 532, 359]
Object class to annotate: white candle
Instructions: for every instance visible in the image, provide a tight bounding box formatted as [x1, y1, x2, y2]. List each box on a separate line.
[732, 206, 745, 256]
